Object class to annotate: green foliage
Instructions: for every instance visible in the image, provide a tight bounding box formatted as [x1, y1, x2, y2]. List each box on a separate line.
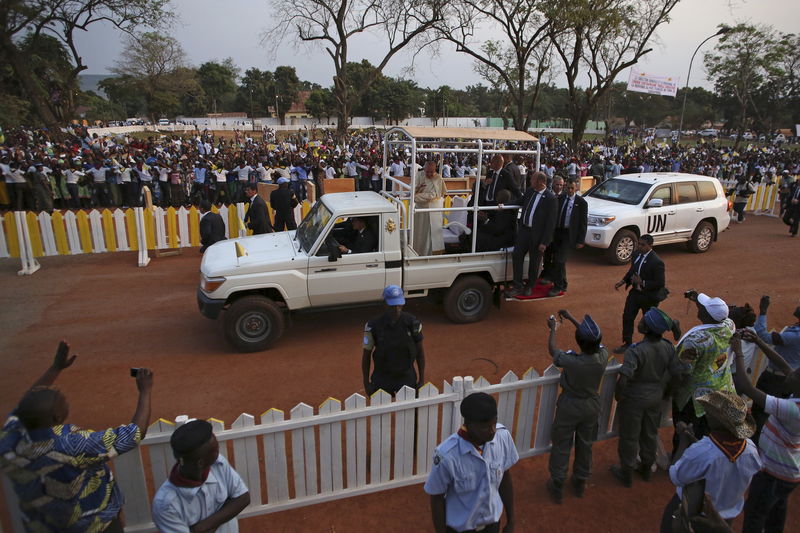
[197, 59, 239, 113]
[305, 88, 336, 121]
[274, 66, 299, 124]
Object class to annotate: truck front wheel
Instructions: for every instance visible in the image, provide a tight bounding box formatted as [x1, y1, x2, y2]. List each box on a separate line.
[224, 296, 285, 352]
[443, 276, 492, 323]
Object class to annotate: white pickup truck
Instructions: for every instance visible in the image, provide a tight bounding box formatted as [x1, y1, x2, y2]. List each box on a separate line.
[197, 126, 541, 352]
[198, 191, 519, 351]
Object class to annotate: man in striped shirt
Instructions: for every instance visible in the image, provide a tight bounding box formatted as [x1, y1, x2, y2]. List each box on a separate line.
[732, 330, 800, 533]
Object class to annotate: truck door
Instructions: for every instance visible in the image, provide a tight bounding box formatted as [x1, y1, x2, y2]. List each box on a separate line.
[643, 184, 677, 242]
[307, 215, 385, 306]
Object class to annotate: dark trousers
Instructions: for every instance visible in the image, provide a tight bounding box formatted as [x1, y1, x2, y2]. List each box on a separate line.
[547, 229, 572, 291]
[291, 180, 306, 202]
[621, 290, 660, 344]
[733, 201, 747, 221]
[371, 369, 417, 396]
[617, 396, 661, 469]
[752, 371, 790, 441]
[67, 183, 80, 208]
[549, 394, 600, 483]
[743, 471, 798, 533]
[788, 204, 800, 236]
[512, 225, 543, 286]
[273, 211, 297, 232]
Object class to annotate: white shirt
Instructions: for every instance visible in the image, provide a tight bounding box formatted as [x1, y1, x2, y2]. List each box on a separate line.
[152, 455, 249, 533]
[325, 166, 336, 180]
[7, 169, 27, 184]
[389, 161, 406, 177]
[234, 165, 252, 181]
[669, 436, 762, 519]
[441, 164, 451, 178]
[87, 167, 107, 184]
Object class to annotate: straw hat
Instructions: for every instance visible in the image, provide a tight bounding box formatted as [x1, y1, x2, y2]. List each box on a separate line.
[696, 390, 755, 439]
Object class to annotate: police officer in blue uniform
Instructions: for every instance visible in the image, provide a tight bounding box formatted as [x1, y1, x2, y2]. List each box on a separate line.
[362, 285, 426, 396]
[424, 392, 518, 533]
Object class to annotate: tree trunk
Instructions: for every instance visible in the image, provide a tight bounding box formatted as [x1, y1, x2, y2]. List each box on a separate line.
[1, 36, 61, 133]
[570, 107, 591, 148]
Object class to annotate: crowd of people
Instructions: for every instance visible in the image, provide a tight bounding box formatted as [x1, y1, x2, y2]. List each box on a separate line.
[1, 125, 798, 216]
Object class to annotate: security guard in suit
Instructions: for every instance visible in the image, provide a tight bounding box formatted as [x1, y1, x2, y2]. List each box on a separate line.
[362, 286, 426, 396]
[613, 234, 668, 353]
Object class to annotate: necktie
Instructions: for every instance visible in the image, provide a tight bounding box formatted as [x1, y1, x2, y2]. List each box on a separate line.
[636, 254, 645, 276]
[559, 198, 568, 228]
[524, 192, 539, 226]
[487, 170, 499, 202]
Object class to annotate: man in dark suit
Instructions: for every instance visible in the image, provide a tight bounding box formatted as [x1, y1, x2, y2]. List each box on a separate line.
[504, 154, 524, 191]
[506, 171, 558, 297]
[470, 154, 521, 208]
[613, 234, 667, 353]
[270, 177, 299, 231]
[199, 200, 226, 253]
[338, 217, 378, 254]
[243, 183, 273, 235]
[545, 179, 588, 297]
[473, 189, 517, 252]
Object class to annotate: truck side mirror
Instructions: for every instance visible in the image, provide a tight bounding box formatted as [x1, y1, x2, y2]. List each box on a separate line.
[325, 236, 341, 262]
[646, 198, 663, 208]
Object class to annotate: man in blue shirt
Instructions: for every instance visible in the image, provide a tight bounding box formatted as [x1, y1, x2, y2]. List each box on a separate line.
[424, 392, 517, 533]
[751, 295, 800, 435]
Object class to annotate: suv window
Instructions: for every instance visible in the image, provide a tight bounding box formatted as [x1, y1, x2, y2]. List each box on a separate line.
[649, 184, 673, 206]
[697, 181, 718, 201]
[677, 182, 698, 204]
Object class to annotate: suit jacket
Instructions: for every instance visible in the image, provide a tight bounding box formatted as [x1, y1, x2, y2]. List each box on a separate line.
[270, 187, 298, 216]
[504, 162, 524, 191]
[469, 167, 521, 207]
[475, 208, 516, 251]
[623, 250, 666, 300]
[555, 193, 589, 247]
[244, 194, 273, 234]
[518, 188, 558, 247]
[345, 227, 378, 254]
[200, 211, 226, 252]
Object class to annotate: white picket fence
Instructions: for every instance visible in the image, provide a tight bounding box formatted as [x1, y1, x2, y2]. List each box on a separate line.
[0, 363, 624, 532]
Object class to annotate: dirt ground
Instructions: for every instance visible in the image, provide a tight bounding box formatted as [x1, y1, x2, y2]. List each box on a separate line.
[1, 213, 798, 532]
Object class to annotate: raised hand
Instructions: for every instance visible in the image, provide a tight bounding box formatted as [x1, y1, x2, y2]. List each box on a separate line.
[52, 341, 77, 370]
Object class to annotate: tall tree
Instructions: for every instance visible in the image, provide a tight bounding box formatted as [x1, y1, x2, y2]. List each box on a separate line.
[274, 65, 300, 125]
[548, 0, 680, 146]
[236, 68, 275, 117]
[109, 32, 201, 121]
[266, 0, 444, 139]
[0, 0, 171, 130]
[197, 58, 239, 113]
[305, 87, 336, 122]
[434, 0, 555, 131]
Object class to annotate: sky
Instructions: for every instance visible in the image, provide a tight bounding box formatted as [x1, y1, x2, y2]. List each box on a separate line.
[74, 0, 799, 91]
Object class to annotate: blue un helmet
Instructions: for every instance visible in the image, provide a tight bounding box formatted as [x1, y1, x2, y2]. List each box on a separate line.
[382, 285, 405, 306]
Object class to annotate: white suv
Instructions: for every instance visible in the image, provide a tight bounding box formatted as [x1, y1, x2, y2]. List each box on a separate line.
[698, 129, 719, 137]
[583, 173, 731, 264]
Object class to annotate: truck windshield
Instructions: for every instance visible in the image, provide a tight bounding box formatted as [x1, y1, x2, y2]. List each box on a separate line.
[296, 201, 332, 253]
[587, 178, 652, 205]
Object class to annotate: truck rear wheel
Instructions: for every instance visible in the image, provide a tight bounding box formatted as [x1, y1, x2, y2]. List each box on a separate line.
[443, 276, 492, 323]
[224, 296, 285, 352]
[687, 221, 715, 253]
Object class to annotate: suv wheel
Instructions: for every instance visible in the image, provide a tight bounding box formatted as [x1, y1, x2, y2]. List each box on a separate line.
[606, 229, 637, 265]
[224, 296, 285, 352]
[443, 276, 492, 323]
[688, 221, 715, 253]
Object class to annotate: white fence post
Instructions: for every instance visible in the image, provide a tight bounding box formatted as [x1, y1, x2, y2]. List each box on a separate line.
[134, 207, 150, 267]
[14, 211, 40, 275]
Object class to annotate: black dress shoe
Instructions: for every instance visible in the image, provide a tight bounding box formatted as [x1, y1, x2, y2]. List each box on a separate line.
[546, 478, 563, 504]
[505, 286, 522, 298]
[571, 476, 586, 498]
[610, 464, 632, 488]
[548, 287, 562, 298]
[613, 343, 631, 355]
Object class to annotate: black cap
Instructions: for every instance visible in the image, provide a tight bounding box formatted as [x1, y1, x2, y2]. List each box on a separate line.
[460, 392, 497, 423]
[170, 419, 213, 457]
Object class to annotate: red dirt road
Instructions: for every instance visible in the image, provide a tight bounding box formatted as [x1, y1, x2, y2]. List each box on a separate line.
[1, 213, 798, 532]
